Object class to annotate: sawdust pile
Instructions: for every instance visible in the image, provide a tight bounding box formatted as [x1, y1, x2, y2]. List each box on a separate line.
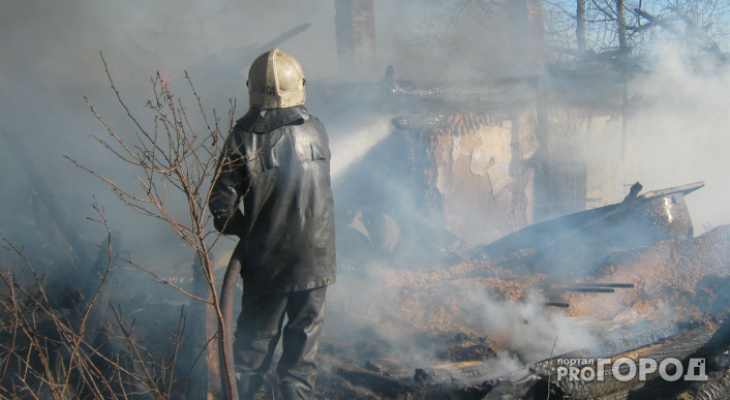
[562, 224, 730, 325]
[325, 225, 730, 362]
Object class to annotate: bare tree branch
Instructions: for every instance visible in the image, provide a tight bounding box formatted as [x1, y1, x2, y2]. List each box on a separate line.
[69, 52, 241, 399]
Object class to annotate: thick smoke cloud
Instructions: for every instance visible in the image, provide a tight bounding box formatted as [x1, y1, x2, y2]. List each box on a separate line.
[0, 0, 338, 86]
[2, 0, 730, 388]
[0, 0, 339, 269]
[0, 0, 472, 269]
[625, 43, 730, 231]
[571, 40, 730, 233]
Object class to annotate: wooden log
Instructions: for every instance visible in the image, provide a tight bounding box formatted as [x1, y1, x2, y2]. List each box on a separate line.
[549, 328, 715, 399]
[327, 356, 409, 398]
[558, 287, 616, 293]
[573, 283, 635, 288]
[677, 367, 730, 400]
[414, 360, 491, 386]
[363, 358, 412, 379]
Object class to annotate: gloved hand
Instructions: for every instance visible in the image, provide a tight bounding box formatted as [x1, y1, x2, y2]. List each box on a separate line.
[213, 210, 246, 237]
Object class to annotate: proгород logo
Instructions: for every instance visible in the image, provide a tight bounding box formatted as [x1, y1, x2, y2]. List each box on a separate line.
[554, 357, 708, 382]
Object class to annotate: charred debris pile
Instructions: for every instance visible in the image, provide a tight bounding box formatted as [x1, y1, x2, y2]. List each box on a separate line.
[313, 63, 730, 399]
[3, 57, 730, 400]
[319, 181, 730, 400]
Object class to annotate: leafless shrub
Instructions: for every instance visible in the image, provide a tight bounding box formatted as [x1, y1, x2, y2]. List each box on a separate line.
[0, 206, 127, 399]
[63, 52, 240, 399]
[0, 203, 207, 399]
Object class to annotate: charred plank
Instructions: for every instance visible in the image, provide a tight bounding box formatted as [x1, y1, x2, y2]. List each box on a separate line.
[327, 356, 411, 398]
[389, 80, 506, 103]
[678, 367, 730, 400]
[414, 360, 491, 386]
[391, 113, 447, 132]
[548, 328, 715, 399]
[544, 302, 570, 308]
[572, 283, 635, 288]
[558, 287, 615, 293]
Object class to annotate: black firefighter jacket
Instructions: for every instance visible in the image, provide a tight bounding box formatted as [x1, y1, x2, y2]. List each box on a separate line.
[209, 106, 336, 294]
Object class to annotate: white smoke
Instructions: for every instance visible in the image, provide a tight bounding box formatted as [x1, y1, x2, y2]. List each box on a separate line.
[457, 288, 597, 362]
[2, 2, 730, 394]
[329, 116, 393, 182]
[625, 42, 730, 232]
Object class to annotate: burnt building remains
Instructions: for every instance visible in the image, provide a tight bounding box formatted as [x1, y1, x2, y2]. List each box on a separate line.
[3, 0, 730, 399]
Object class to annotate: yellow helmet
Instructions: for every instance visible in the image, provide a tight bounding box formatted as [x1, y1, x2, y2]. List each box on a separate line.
[247, 48, 306, 109]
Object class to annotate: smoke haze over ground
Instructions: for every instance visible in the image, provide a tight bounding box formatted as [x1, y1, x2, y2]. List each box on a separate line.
[2, 0, 730, 394]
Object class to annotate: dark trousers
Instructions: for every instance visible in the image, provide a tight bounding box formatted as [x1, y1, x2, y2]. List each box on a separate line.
[234, 286, 327, 400]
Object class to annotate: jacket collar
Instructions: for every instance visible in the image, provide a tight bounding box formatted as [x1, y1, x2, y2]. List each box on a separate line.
[236, 106, 309, 133]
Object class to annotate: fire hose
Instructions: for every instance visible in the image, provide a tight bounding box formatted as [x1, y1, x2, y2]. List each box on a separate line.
[219, 256, 241, 400]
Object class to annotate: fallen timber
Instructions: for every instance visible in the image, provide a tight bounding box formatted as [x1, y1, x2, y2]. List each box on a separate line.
[414, 360, 492, 386]
[329, 330, 730, 399]
[545, 302, 570, 308]
[557, 287, 615, 293]
[521, 319, 730, 400]
[330, 311, 730, 399]
[572, 283, 635, 288]
[325, 182, 730, 399]
[391, 112, 507, 135]
[674, 318, 730, 400]
[678, 367, 730, 400]
[545, 328, 715, 399]
[388, 80, 507, 103]
[336, 327, 730, 400]
[476, 181, 704, 277]
[322, 355, 411, 398]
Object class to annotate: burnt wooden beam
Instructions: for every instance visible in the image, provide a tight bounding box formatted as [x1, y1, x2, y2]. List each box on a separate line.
[548, 328, 715, 399]
[544, 302, 570, 308]
[558, 287, 615, 293]
[414, 360, 491, 386]
[325, 355, 410, 398]
[335, 0, 376, 77]
[573, 283, 635, 289]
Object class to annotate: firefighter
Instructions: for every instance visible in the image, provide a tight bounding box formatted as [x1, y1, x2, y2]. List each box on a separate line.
[209, 48, 336, 400]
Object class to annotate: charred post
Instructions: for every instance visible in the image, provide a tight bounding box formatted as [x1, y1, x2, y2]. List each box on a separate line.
[335, 0, 376, 79]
